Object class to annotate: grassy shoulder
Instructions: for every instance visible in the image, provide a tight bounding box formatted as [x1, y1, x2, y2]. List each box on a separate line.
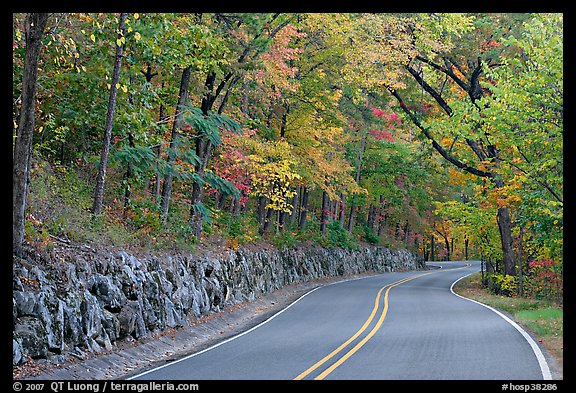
[453, 272, 563, 377]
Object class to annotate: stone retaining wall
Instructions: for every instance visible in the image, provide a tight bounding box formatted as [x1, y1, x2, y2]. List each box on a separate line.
[13, 245, 423, 366]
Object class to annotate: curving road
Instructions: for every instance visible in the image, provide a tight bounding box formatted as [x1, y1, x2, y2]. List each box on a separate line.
[128, 261, 551, 380]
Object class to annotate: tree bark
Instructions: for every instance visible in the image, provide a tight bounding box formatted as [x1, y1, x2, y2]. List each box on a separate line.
[298, 187, 309, 230]
[289, 188, 300, 226]
[497, 206, 516, 275]
[160, 65, 192, 220]
[92, 13, 128, 215]
[257, 196, 267, 228]
[13, 13, 49, 256]
[347, 130, 367, 232]
[261, 207, 274, 234]
[320, 190, 329, 235]
[122, 132, 135, 218]
[188, 72, 218, 238]
[367, 204, 376, 230]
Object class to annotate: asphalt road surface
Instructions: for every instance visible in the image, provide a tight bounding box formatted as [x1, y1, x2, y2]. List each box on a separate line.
[128, 261, 551, 380]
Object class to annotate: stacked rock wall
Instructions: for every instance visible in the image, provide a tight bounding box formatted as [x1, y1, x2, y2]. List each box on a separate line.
[13, 245, 423, 366]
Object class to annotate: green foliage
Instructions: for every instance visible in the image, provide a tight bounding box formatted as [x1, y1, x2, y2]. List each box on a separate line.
[485, 273, 517, 297]
[112, 145, 156, 175]
[318, 220, 359, 251]
[362, 226, 380, 245]
[271, 230, 300, 250]
[125, 197, 162, 232]
[182, 106, 243, 147]
[219, 212, 260, 246]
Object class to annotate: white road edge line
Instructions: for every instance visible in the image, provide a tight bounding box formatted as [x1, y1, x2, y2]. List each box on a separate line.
[126, 271, 388, 380]
[450, 271, 553, 380]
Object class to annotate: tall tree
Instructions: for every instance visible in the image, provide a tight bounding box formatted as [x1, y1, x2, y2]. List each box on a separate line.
[187, 13, 293, 239]
[385, 13, 537, 275]
[159, 65, 192, 220]
[91, 13, 128, 215]
[13, 13, 49, 256]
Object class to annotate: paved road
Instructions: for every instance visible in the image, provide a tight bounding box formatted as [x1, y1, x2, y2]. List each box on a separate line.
[128, 261, 551, 380]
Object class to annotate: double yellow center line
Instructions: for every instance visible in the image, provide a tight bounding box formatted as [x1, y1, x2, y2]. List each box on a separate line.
[294, 264, 471, 380]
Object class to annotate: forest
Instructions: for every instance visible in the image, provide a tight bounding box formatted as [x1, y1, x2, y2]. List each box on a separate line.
[13, 13, 562, 302]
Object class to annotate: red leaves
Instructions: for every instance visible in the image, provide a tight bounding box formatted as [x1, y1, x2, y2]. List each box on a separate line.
[526, 259, 563, 302]
[372, 107, 385, 118]
[481, 38, 501, 53]
[371, 106, 401, 124]
[369, 129, 395, 142]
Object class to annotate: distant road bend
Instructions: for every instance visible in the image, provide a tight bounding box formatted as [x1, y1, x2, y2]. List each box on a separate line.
[128, 261, 552, 380]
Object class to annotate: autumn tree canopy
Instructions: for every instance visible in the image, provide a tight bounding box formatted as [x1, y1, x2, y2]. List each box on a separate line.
[13, 13, 562, 283]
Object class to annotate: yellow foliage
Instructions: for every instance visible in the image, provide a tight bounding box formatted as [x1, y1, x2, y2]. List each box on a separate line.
[247, 140, 301, 213]
[448, 167, 473, 186]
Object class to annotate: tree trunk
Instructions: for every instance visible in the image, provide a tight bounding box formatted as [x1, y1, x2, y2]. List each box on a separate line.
[146, 72, 163, 204]
[497, 206, 516, 276]
[257, 196, 267, 228]
[189, 133, 214, 238]
[189, 176, 206, 238]
[444, 236, 450, 261]
[160, 65, 192, 220]
[320, 190, 329, 235]
[278, 210, 286, 232]
[92, 13, 128, 215]
[367, 204, 376, 230]
[261, 207, 274, 235]
[298, 187, 309, 230]
[404, 221, 410, 246]
[346, 204, 355, 233]
[338, 193, 346, 227]
[13, 13, 49, 256]
[517, 226, 524, 297]
[188, 72, 218, 238]
[347, 130, 367, 233]
[122, 132, 135, 217]
[289, 188, 300, 226]
[392, 57, 519, 275]
[377, 214, 387, 237]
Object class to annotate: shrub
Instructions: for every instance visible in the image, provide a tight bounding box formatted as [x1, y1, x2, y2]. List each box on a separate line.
[321, 220, 359, 251]
[486, 273, 517, 297]
[363, 226, 380, 245]
[524, 260, 563, 304]
[125, 197, 162, 232]
[271, 230, 299, 250]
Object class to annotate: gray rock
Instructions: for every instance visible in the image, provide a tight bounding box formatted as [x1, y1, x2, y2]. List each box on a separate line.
[80, 290, 103, 339]
[118, 300, 147, 339]
[87, 273, 126, 312]
[13, 338, 24, 365]
[101, 309, 121, 342]
[14, 317, 48, 359]
[14, 291, 37, 317]
[35, 292, 65, 353]
[62, 296, 83, 346]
